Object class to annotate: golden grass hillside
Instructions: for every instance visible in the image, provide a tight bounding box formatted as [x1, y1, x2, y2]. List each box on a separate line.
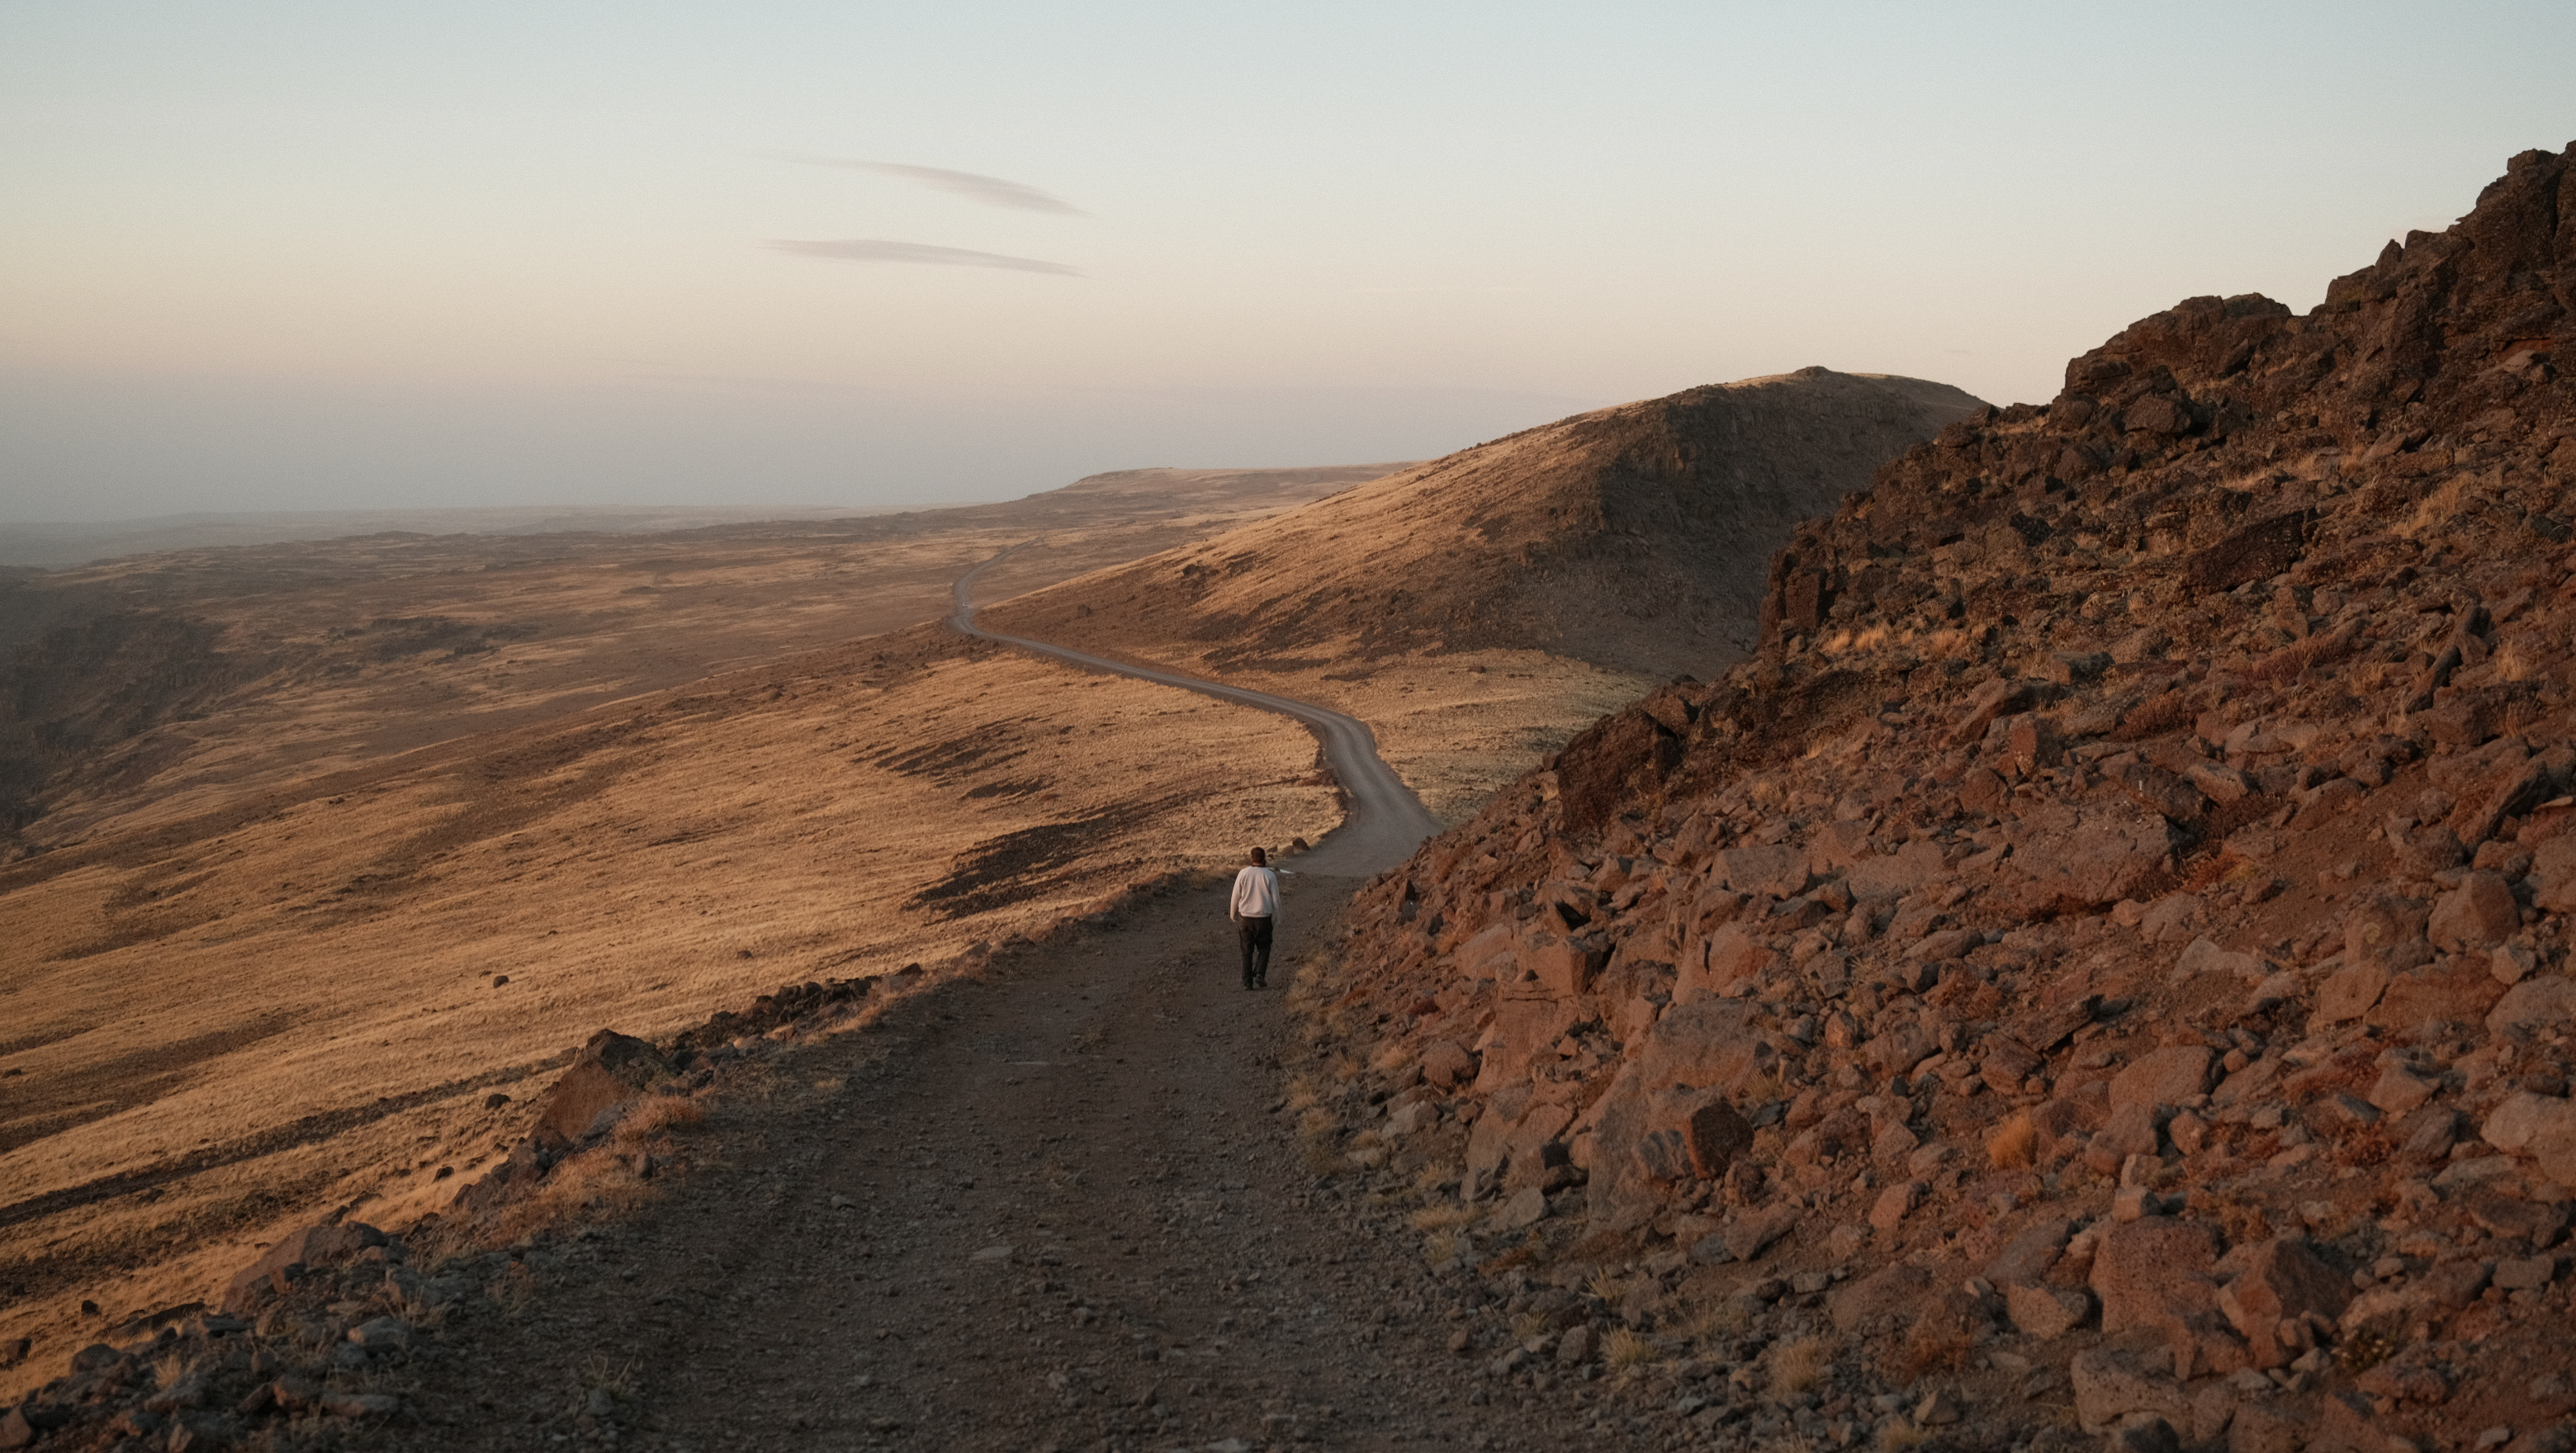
[0, 624, 1338, 1399]
[2, 464, 1395, 859]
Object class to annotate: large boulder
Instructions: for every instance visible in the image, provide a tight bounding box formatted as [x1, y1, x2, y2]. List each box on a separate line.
[535, 1029, 673, 1151]
[2089, 1219, 2247, 1378]
[220, 1221, 386, 1315]
[2488, 976, 2576, 1039]
[2215, 1237, 2351, 1370]
[2109, 1046, 2213, 1112]
[2008, 803, 2178, 908]
[2428, 871, 2521, 951]
[2484, 1091, 2576, 1187]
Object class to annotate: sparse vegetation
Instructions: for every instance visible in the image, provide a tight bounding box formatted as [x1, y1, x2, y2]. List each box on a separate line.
[1602, 1328, 1658, 1372]
[1985, 1111, 2037, 1170]
[1769, 1334, 1834, 1397]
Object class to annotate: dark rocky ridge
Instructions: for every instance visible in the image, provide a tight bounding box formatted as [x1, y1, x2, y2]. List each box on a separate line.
[1303, 145, 2576, 1451]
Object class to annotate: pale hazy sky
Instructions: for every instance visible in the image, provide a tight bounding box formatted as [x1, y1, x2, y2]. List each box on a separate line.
[4, 2, 2572, 523]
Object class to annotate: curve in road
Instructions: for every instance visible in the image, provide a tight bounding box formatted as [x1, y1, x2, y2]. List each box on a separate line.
[949, 546, 1439, 876]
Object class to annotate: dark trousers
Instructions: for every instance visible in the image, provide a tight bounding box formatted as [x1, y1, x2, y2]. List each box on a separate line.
[1238, 916, 1274, 986]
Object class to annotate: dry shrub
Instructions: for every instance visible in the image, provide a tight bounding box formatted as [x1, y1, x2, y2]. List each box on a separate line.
[1769, 1334, 1835, 1397]
[1986, 1112, 2038, 1170]
[1421, 1228, 1466, 1266]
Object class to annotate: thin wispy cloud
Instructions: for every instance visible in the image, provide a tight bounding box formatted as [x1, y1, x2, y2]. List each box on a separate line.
[769, 239, 1083, 277]
[784, 158, 1086, 215]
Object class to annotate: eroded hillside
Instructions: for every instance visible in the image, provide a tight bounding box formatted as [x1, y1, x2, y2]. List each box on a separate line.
[1302, 144, 2576, 1451]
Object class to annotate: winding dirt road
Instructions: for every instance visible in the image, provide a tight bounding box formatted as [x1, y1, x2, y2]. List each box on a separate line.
[950, 547, 1439, 876]
[365, 557, 1636, 1453]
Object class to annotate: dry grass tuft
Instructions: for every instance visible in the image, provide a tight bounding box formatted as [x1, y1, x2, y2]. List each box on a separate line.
[1687, 1299, 1749, 1344]
[1584, 1269, 1635, 1309]
[2394, 474, 2473, 539]
[1878, 1421, 1930, 1451]
[1421, 1228, 1466, 1266]
[1409, 1203, 1477, 1232]
[485, 1262, 537, 1319]
[1986, 1111, 2038, 1170]
[1603, 1328, 1658, 1371]
[148, 1344, 205, 1390]
[613, 1093, 706, 1145]
[578, 1352, 637, 1398]
[372, 1280, 451, 1332]
[1769, 1334, 1835, 1397]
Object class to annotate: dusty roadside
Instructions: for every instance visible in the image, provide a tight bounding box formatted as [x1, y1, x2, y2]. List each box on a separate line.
[368, 871, 1625, 1453]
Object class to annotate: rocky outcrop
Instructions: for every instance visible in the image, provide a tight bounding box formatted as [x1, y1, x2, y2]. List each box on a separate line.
[1306, 145, 2576, 1451]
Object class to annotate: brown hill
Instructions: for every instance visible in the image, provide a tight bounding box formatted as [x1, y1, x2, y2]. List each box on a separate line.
[984, 369, 1983, 680]
[976, 371, 1982, 826]
[1300, 144, 2576, 1449]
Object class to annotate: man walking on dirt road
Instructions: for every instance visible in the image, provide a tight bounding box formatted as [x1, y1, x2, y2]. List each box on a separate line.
[1229, 847, 1281, 990]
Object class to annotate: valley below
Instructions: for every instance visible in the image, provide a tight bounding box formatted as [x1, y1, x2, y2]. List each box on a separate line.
[0, 467, 1409, 1401]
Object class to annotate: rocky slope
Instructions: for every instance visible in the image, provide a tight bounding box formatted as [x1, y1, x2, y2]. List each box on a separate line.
[1303, 144, 2576, 1451]
[982, 368, 1985, 680]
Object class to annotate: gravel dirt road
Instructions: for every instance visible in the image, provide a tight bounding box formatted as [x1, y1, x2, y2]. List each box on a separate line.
[388, 882, 1598, 1453]
[950, 547, 1442, 874]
